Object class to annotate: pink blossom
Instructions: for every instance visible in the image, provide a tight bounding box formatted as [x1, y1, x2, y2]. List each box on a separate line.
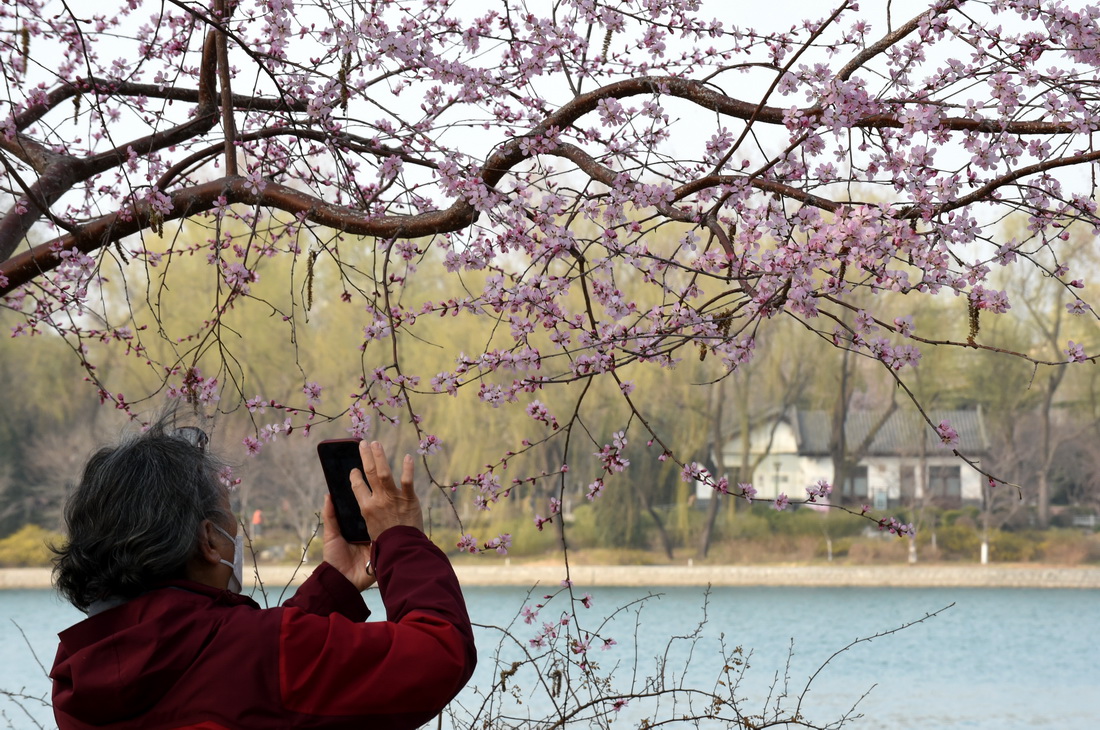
[302, 382, 322, 403]
[773, 493, 789, 511]
[525, 400, 559, 429]
[484, 533, 512, 555]
[893, 316, 915, 337]
[853, 310, 878, 333]
[935, 420, 959, 447]
[879, 517, 916, 537]
[1065, 340, 1087, 363]
[218, 466, 241, 488]
[456, 534, 479, 553]
[417, 434, 442, 455]
[243, 170, 267, 196]
[1066, 299, 1092, 315]
[596, 97, 626, 126]
[806, 479, 832, 502]
[680, 462, 706, 482]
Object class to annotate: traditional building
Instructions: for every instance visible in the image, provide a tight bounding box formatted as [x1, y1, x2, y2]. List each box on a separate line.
[706, 408, 989, 508]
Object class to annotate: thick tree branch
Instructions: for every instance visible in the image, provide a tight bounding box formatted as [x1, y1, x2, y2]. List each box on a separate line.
[902, 147, 1100, 220]
[214, 0, 239, 176]
[0, 176, 478, 296]
[0, 31, 221, 263]
[2, 67, 1094, 292]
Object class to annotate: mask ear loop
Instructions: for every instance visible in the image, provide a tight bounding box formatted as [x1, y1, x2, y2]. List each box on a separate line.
[365, 561, 375, 577]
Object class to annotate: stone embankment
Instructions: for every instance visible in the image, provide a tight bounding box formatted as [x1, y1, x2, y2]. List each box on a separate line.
[4, 564, 1100, 590]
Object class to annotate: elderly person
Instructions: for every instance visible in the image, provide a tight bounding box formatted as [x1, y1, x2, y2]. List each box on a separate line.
[50, 418, 475, 729]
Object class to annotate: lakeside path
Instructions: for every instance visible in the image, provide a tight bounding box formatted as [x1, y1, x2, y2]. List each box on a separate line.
[4, 563, 1100, 590]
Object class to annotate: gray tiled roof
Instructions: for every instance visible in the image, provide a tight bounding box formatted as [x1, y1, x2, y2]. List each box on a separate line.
[791, 408, 988, 456]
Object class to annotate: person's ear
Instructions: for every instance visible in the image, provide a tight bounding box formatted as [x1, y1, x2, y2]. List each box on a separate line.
[196, 520, 224, 566]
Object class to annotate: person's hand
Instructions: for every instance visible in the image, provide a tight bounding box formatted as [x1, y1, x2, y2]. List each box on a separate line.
[321, 494, 375, 592]
[350, 440, 423, 537]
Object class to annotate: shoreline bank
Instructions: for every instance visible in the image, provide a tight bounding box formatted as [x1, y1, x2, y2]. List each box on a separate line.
[4, 563, 1099, 590]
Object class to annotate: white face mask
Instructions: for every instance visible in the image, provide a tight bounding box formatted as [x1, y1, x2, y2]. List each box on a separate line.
[212, 523, 244, 594]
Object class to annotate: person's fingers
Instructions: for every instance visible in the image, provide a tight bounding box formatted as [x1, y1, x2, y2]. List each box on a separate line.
[349, 465, 371, 508]
[368, 441, 394, 490]
[322, 494, 339, 539]
[358, 439, 377, 483]
[401, 454, 415, 497]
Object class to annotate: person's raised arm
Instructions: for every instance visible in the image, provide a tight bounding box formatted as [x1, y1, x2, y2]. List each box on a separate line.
[279, 442, 475, 725]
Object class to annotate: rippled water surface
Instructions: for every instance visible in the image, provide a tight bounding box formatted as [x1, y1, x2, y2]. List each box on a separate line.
[3, 584, 1097, 728]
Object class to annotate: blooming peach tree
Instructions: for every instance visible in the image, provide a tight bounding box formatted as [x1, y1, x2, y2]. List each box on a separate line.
[3, 0, 1100, 547]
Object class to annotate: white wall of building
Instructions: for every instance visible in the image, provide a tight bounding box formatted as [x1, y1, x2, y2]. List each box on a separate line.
[711, 419, 984, 505]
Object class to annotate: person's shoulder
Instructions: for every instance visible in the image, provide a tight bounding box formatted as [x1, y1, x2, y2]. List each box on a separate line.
[152, 580, 264, 609]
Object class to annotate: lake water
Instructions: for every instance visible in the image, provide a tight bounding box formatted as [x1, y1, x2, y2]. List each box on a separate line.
[2, 584, 1097, 729]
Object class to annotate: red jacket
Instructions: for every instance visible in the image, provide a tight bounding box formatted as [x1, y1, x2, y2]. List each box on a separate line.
[51, 526, 476, 729]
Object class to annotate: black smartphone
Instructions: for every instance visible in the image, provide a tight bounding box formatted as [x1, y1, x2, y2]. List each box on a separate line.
[317, 439, 371, 544]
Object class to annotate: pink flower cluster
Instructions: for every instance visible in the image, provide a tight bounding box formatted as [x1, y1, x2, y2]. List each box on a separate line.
[805, 479, 832, 502]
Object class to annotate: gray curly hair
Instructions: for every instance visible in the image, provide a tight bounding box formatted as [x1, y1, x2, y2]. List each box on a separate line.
[52, 412, 232, 612]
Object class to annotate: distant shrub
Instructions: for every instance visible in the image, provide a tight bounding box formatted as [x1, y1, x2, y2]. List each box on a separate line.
[846, 538, 907, 564]
[989, 531, 1036, 562]
[815, 537, 852, 560]
[493, 515, 561, 557]
[940, 507, 979, 528]
[0, 524, 62, 567]
[563, 502, 654, 551]
[1086, 535, 1100, 564]
[725, 512, 771, 540]
[817, 510, 869, 538]
[1036, 530, 1089, 565]
[745, 503, 867, 539]
[446, 512, 562, 557]
[935, 524, 980, 559]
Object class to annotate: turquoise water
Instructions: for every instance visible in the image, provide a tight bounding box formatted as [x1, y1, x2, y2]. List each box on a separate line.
[3, 585, 1098, 728]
